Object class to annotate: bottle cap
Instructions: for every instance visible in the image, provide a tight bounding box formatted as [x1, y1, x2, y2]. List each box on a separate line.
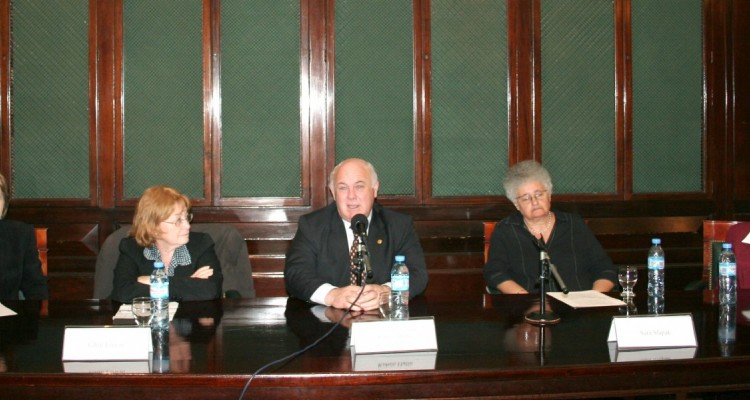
[154, 261, 165, 268]
[651, 238, 661, 245]
[395, 255, 405, 262]
[723, 243, 733, 249]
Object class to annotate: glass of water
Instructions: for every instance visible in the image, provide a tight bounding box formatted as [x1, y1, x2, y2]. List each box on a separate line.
[132, 297, 152, 327]
[618, 266, 638, 299]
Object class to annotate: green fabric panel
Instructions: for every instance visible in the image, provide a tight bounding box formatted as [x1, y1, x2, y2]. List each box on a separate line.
[122, 0, 204, 199]
[431, 0, 508, 197]
[334, 0, 414, 196]
[632, 0, 702, 193]
[10, 0, 89, 199]
[221, 0, 301, 198]
[541, 0, 616, 194]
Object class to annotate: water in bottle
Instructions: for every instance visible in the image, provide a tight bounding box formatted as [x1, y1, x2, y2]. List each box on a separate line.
[390, 255, 409, 320]
[718, 243, 737, 305]
[150, 261, 169, 328]
[647, 238, 665, 297]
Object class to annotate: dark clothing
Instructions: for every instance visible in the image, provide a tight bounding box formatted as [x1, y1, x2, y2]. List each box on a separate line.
[284, 202, 428, 301]
[0, 220, 48, 300]
[726, 222, 750, 289]
[111, 232, 223, 303]
[484, 210, 616, 293]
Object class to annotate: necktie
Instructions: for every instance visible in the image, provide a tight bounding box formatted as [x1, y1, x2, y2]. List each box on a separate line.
[350, 235, 360, 285]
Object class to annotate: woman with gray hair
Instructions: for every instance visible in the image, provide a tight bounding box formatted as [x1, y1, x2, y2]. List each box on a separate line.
[0, 172, 48, 300]
[484, 160, 616, 294]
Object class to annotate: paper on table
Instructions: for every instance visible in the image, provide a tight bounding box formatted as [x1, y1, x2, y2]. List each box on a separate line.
[547, 290, 626, 308]
[0, 302, 18, 317]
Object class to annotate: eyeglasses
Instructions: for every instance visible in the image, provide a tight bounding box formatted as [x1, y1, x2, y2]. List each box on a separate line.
[162, 213, 193, 227]
[516, 190, 547, 205]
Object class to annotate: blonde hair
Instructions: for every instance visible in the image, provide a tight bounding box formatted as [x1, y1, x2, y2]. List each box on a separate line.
[0, 173, 8, 219]
[130, 186, 190, 247]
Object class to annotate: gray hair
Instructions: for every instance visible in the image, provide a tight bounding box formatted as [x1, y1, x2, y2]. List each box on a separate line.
[328, 158, 379, 192]
[503, 160, 553, 203]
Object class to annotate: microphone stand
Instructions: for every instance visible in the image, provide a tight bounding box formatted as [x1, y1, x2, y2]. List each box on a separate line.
[525, 237, 561, 326]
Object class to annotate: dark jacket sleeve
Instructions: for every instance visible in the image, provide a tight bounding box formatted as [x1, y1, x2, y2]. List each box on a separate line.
[169, 233, 223, 301]
[382, 209, 428, 298]
[284, 212, 331, 301]
[19, 224, 49, 300]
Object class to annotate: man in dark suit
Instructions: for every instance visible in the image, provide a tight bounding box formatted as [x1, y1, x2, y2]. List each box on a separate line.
[284, 158, 428, 311]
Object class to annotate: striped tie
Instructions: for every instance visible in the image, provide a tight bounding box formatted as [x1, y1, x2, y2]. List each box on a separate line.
[350, 235, 360, 285]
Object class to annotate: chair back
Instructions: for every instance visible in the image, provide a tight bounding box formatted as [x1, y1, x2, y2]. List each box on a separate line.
[35, 227, 48, 276]
[93, 223, 255, 299]
[702, 220, 740, 290]
[483, 222, 496, 263]
[483, 222, 500, 293]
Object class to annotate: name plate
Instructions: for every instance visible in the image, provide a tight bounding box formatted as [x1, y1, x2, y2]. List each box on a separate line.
[607, 313, 697, 350]
[350, 317, 438, 355]
[352, 351, 437, 372]
[62, 326, 152, 361]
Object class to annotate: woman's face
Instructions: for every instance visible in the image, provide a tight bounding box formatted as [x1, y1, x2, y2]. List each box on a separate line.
[155, 203, 191, 251]
[514, 180, 551, 221]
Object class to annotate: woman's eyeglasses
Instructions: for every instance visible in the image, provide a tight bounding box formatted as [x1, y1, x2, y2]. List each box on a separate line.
[516, 190, 547, 205]
[162, 213, 193, 227]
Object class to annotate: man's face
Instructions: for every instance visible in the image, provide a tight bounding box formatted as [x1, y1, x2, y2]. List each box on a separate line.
[331, 160, 379, 222]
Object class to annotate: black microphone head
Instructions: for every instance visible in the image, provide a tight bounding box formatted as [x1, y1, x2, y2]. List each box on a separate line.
[350, 214, 368, 235]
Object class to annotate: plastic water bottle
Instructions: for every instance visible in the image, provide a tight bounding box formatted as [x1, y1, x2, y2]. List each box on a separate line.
[390, 255, 409, 320]
[647, 238, 665, 297]
[150, 261, 169, 328]
[718, 243, 737, 305]
[718, 304, 736, 357]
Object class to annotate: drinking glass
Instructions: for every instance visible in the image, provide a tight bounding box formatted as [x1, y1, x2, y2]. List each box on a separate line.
[618, 266, 638, 298]
[378, 292, 393, 319]
[132, 297, 152, 327]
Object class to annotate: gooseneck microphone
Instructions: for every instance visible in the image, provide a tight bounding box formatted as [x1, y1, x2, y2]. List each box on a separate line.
[535, 236, 568, 294]
[350, 214, 373, 282]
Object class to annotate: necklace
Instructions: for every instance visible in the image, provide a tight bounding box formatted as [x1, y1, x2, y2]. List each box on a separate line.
[525, 212, 553, 237]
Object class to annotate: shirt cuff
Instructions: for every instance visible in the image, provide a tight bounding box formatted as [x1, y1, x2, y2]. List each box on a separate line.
[310, 283, 337, 306]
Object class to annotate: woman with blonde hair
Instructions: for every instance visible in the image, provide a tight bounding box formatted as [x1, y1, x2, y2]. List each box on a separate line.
[111, 186, 223, 302]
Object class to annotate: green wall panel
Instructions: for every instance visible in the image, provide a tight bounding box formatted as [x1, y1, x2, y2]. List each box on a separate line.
[335, 0, 414, 196]
[541, 0, 616, 194]
[221, 0, 301, 198]
[632, 0, 703, 193]
[123, 0, 204, 199]
[11, 0, 89, 199]
[431, 0, 508, 197]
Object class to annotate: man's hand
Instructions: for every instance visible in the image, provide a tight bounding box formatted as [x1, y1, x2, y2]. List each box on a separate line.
[325, 284, 390, 311]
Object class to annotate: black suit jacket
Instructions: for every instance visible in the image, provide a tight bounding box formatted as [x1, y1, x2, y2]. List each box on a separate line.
[0, 219, 48, 300]
[111, 232, 224, 303]
[284, 202, 428, 301]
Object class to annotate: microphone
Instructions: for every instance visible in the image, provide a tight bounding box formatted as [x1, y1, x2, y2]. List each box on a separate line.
[351, 214, 368, 236]
[535, 237, 569, 294]
[350, 214, 373, 281]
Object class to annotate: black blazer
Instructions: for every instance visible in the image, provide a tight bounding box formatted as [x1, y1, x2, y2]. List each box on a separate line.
[0, 219, 48, 300]
[284, 202, 428, 301]
[111, 231, 223, 303]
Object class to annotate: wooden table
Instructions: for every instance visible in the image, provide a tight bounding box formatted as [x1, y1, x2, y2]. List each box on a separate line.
[2, 291, 750, 399]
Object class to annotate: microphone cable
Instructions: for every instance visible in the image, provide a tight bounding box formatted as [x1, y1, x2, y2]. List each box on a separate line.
[238, 283, 368, 400]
